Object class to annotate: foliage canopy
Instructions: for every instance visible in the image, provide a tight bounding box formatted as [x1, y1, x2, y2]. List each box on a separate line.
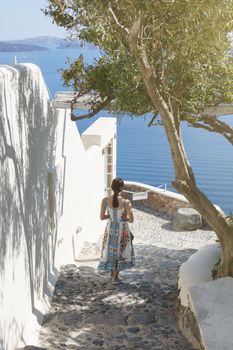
[45, 0, 233, 122]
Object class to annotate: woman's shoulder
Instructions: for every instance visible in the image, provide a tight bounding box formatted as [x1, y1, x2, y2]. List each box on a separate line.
[101, 197, 109, 206]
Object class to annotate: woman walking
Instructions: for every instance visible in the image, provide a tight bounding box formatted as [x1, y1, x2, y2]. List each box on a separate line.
[98, 177, 135, 284]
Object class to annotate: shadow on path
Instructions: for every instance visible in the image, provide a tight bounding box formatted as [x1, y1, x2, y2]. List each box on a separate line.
[36, 244, 196, 350]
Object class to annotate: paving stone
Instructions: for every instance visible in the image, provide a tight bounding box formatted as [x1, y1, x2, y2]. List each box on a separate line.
[35, 206, 216, 349]
[18, 347, 47, 350]
[127, 326, 140, 333]
[92, 338, 104, 346]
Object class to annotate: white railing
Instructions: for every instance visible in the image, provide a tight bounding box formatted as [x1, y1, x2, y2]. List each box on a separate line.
[123, 183, 167, 201]
[157, 183, 167, 191]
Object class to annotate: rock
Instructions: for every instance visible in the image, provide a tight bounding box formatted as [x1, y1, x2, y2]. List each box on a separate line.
[63, 312, 83, 325]
[92, 338, 104, 346]
[17, 347, 47, 350]
[127, 326, 140, 333]
[55, 280, 66, 290]
[41, 312, 54, 325]
[126, 315, 137, 325]
[174, 208, 202, 230]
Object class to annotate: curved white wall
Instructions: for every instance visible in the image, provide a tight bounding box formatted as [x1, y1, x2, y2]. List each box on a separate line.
[0, 63, 116, 350]
[0, 63, 64, 349]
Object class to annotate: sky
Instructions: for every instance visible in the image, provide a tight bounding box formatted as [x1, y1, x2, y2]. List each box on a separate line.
[0, 0, 66, 41]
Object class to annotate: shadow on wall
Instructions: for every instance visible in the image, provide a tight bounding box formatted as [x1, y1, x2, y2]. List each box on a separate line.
[0, 64, 63, 345]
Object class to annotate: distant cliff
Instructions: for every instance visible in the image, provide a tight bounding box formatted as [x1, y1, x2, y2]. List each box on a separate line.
[3, 36, 97, 51]
[8, 36, 67, 50]
[0, 42, 49, 52]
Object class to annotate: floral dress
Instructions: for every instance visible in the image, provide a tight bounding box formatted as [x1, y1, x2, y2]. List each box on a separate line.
[98, 199, 135, 272]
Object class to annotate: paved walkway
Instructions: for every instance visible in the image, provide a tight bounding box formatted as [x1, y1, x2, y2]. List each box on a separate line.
[36, 205, 216, 350]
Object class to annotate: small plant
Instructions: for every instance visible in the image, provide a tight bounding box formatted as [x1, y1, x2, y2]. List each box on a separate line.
[226, 211, 233, 227]
[212, 257, 221, 280]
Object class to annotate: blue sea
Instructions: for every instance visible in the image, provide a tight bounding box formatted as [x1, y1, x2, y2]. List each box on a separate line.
[1, 49, 233, 214]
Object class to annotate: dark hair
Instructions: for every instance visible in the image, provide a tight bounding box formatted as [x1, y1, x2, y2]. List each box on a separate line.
[111, 177, 124, 208]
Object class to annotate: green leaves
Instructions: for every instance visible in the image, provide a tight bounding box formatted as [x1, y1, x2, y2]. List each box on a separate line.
[45, 0, 233, 119]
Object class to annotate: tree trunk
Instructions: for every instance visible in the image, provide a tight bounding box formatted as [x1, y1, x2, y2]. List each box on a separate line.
[219, 239, 233, 276]
[128, 18, 233, 277]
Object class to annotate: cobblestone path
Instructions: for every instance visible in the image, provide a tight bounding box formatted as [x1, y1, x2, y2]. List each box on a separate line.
[37, 244, 196, 350]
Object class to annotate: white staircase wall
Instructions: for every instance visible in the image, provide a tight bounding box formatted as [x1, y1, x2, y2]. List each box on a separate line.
[0, 63, 116, 350]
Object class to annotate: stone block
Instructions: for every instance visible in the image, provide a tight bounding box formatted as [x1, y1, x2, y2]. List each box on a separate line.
[189, 277, 233, 350]
[174, 207, 202, 230]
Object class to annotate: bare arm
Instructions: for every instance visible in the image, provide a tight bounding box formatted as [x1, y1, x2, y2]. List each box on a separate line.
[100, 198, 110, 220]
[126, 200, 134, 223]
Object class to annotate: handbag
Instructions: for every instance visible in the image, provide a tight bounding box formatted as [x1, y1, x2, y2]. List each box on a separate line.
[130, 231, 134, 241]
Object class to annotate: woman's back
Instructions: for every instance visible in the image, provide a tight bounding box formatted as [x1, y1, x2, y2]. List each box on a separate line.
[105, 196, 126, 222]
[98, 177, 135, 279]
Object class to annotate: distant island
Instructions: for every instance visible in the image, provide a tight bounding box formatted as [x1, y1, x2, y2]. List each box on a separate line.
[0, 42, 49, 52]
[0, 36, 97, 52]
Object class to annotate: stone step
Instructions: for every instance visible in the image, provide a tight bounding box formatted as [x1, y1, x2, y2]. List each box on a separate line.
[189, 277, 233, 350]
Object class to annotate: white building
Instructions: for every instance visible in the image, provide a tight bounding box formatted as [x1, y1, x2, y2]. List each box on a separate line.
[0, 63, 116, 350]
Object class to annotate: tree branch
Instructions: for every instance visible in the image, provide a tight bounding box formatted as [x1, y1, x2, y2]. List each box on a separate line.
[70, 95, 113, 121]
[128, 12, 152, 75]
[147, 113, 163, 127]
[108, 2, 129, 35]
[127, 12, 194, 183]
[147, 114, 157, 127]
[186, 114, 233, 146]
[128, 13, 167, 111]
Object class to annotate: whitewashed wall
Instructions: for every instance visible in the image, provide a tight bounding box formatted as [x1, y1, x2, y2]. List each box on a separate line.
[56, 115, 117, 265]
[0, 63, 116, 350]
